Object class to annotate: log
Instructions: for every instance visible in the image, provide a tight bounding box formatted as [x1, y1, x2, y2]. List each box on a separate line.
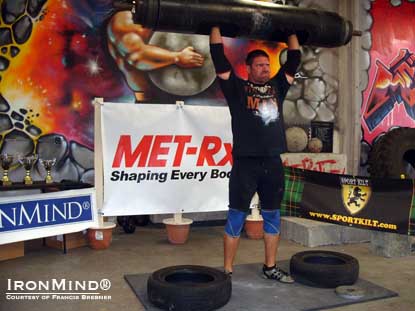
[116, 0, 354, 47]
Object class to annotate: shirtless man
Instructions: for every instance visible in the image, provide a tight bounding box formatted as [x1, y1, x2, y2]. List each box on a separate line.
[107, 11, 204, 102]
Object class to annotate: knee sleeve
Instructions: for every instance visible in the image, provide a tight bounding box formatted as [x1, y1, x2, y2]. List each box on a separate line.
[262, 209, 281, 235]
[225, 208, 248, 238]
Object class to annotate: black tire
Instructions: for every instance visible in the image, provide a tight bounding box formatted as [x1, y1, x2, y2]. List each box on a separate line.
[116, 216, 125, 227]
[134, 215, 150, 226]
[290, 251, 359, 288]
[368, 127, 415, 178]
[117, 216, 136, 234]
[366, 133, 386, 176]
[147, 265, 232, 311]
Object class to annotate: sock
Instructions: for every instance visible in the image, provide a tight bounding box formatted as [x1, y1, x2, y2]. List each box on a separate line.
[224, 269, 233, 275]
[264, 264, 276, 271]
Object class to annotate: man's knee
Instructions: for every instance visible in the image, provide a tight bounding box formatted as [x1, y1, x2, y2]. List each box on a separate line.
[262, 209, 281, 235]
[225, 208, 248, 238]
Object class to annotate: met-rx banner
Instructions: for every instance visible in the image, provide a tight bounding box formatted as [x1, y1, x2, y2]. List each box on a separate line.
[101, 103, 233, 216]
[0, 189, 97, 244]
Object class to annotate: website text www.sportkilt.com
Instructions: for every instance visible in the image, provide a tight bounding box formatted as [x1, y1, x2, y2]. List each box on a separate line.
[309, 212, 398, 230]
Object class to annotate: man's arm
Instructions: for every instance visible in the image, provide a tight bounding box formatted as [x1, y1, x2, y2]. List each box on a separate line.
[284, 33, 301, 84]
[108, 11, 204, 71]
[209, 27, 231, 80]
[287, 33, 300, 50]
[129, 44, 204, 70]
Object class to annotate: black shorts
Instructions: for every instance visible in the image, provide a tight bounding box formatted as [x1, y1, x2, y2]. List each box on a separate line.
[229, 156, 285, 212]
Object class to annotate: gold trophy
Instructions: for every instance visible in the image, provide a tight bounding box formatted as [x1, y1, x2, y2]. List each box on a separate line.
[0, 153, 13, 186]
[40, 158, 56, 184]
[18, 155, 38, 185]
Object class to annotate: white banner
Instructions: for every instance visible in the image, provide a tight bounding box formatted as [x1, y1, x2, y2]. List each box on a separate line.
[101, 103, 233, 216]
[0, 188, 98, 245]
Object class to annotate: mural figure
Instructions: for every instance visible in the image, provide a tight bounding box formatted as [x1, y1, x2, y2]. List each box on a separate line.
[106, 11, 205, 102]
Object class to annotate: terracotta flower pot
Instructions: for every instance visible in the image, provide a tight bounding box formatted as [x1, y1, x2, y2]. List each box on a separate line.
[245, 219, 264, 240]
[87, 222, 116, 250]
[163, 216, 193, 244]
[165, 224, 191, 244]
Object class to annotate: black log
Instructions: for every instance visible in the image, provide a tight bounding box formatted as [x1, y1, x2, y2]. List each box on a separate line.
[127, 0, 353, 47]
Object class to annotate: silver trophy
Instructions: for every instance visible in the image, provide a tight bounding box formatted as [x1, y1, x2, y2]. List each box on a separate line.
[18, 155, 38, 185]
[0, 153, 13, 186]
[40, 158, 56, 184]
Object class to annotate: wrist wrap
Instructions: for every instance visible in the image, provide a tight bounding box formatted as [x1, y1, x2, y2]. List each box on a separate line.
[210, 43, 232, 74]
[284, 49, 301, 77]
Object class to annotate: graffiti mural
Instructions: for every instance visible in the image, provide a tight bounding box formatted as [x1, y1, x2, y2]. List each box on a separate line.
[361, 1, 415, 143]
[359, 0, 415, 176]
[0, 0, 342, 184]
[364, 49, 415, 132]
[0, 0, 124, 183]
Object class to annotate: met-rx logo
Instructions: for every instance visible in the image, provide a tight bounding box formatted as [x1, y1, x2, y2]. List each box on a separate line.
[112, 135, 233, 168]
[0, 195, 93, 232]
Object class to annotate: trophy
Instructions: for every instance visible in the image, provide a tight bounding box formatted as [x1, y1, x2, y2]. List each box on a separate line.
[40, 158, 56, 184]
[18, 155, 38, 185]
[0, 153, 13, 186]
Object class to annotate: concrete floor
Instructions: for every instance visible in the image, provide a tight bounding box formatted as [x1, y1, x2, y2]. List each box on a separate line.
[1, 225, 414, 311]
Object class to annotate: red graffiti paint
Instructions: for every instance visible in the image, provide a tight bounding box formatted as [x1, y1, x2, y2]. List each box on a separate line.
[361, 1, 415, 145]
[283, 157, 345, 174]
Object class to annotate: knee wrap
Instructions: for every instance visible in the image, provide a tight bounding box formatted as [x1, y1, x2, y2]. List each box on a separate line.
[225, 208, 247, 237]
[262, 209, 281, 235]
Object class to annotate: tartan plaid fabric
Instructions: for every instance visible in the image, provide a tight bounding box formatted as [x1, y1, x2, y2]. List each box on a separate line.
[280, 167, 415, 236]
[281, 167, 304, 217]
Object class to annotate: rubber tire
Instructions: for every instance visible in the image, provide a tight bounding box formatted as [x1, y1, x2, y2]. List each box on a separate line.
[366, 133, 386, 177]
[117, 216, 136, 234]
[116, 216, 125, 227]
[147, 265, 232, 311]
[290, 251, 359, 288]
[368, 127, 415, 178]
[134, 215, 150, 226]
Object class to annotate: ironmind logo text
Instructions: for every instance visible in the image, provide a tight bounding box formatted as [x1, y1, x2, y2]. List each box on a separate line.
[0, 196, 92, 231]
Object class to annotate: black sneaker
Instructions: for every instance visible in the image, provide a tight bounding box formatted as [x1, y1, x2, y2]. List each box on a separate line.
[224, 270, 232, 278]
[262, 265, 294, 283]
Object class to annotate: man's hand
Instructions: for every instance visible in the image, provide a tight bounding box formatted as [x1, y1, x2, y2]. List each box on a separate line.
[176, 46, 204, 68]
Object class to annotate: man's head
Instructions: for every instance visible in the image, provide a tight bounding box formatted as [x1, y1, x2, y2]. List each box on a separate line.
[246, 50, 270, 84]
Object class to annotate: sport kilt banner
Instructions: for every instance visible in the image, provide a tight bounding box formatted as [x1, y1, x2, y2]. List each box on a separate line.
[282, 167, 415, 236]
